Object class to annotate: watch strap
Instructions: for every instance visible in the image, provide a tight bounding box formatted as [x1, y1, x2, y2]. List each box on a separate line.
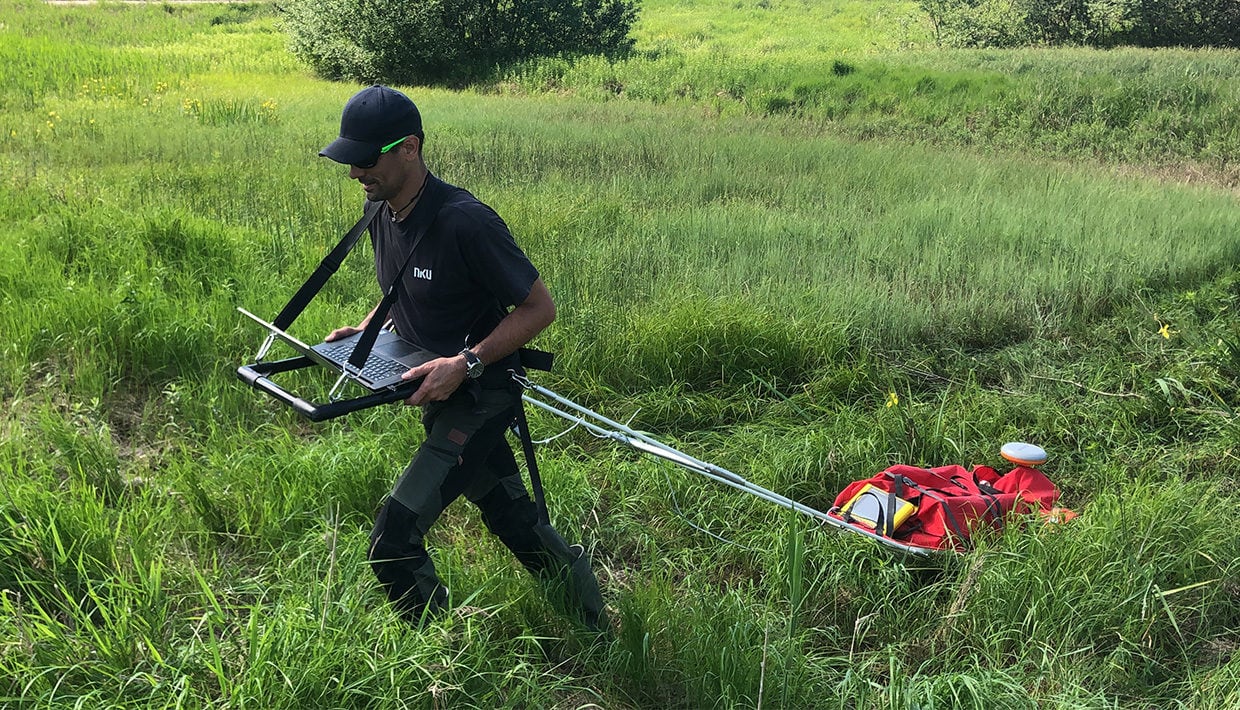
[460, 348, 484, 378]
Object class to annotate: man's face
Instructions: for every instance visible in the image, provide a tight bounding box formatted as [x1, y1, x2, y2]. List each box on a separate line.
[348, 149, 408, 202]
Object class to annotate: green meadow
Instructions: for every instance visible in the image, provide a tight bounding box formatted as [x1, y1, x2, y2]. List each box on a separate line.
[3, 0, 1240, 707]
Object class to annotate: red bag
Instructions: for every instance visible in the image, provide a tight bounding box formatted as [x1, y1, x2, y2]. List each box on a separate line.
[829, 463, 1062, 552]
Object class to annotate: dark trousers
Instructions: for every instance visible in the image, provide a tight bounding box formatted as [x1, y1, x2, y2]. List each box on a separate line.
[367, 384, 605, 629]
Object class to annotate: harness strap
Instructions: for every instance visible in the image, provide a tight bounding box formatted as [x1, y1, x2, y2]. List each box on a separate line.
[887, 474, 911, 538]
[972, 472, 1005, 526]
[508, 352, 554, 525]
[269, 185, 447, 378]
[513, 400, 550, 526]
[881, 488, 900, 537]
[916, 486, 969, 542]
[518, 347, 555, 373]
[886, 472, 970, 542]
[273, 200, 382, 331]
[346, 208, 441, 372]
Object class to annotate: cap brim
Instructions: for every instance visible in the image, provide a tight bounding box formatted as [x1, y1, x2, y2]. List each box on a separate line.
[319, 136, 379, 165]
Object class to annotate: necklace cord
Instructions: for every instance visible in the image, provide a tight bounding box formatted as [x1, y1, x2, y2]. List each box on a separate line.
[389, 172, 430, 222]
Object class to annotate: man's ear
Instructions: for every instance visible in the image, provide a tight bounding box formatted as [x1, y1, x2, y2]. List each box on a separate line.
[402, 135, 422, 158]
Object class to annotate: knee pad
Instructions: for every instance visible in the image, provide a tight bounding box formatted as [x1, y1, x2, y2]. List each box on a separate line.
[369, 498, 424, 560]
[474, 484, 539, 539]
[368, 499, 445, 618]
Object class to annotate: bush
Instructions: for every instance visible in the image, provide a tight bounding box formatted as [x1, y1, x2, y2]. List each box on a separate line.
[920, 0, 1240, 48]
[921, 0, 1032, 48]
[279, 0, 638, 85]
[1110, 0, 1240, 48]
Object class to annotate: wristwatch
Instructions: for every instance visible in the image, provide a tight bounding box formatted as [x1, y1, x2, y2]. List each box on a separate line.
[459, 348, 484, 379]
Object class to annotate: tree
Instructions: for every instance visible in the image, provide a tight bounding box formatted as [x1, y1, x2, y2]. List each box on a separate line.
[279, 0, 639, 85]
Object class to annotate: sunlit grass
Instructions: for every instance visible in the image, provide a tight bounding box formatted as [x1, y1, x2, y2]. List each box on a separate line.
[3, 1, 1240, 708]
[634, 0, 931, 57]
[496, 3, 1240, 181]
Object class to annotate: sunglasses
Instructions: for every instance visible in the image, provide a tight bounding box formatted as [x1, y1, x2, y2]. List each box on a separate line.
[352, 136, 407, 169]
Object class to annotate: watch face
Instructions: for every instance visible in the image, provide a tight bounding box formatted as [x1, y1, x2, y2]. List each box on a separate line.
[462, 349, 483, 378]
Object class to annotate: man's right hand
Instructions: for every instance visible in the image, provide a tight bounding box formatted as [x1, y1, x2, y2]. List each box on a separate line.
[325, 325, 363, 342]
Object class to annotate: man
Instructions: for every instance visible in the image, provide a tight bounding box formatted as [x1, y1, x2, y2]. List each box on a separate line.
[319, 85, 606, 631]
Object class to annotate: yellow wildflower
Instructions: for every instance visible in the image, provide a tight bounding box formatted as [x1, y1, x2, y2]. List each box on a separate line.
[885, 392, 899, 408]
[1158, 323, 1172, 339]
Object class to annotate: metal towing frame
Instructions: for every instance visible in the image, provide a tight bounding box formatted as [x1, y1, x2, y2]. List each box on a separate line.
[514, 374, 932, 556]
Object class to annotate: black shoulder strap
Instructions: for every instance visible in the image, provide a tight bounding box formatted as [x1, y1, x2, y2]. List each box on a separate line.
[273, 200, 383, 331]
[513, 401, 550, 525]
[508, 351, 554, 525]
[347, 190, 447, 372]
[518, 348, 554, 372]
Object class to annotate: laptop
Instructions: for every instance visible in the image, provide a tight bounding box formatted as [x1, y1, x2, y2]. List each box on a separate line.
[238, 307, 438, 390]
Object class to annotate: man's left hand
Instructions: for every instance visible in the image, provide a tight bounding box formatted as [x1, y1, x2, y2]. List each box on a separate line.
[400, 355, 468, 406]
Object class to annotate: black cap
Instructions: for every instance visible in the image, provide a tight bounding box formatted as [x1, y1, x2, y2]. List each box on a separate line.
[319, 85, 422, 166]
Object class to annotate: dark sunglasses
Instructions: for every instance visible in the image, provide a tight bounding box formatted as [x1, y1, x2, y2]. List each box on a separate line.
[352, 136, 406, 169]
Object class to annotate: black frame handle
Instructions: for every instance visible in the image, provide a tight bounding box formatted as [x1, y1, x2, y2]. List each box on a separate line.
[236, 357, 419, 422]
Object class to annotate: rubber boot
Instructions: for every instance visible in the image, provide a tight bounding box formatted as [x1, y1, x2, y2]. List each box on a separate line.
[534, 523, 608, 632]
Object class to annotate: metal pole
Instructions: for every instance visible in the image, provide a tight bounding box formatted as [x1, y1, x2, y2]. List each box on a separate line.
[515, 378, 931, 556]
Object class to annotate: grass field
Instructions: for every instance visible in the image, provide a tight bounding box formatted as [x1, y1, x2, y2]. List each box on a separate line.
[3, 0, 1240, 708]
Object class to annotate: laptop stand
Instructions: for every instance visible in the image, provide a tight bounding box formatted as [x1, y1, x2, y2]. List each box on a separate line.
[237, 356, 421, 422]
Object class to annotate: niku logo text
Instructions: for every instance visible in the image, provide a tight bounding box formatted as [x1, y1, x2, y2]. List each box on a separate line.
[413, 268, 433, 281]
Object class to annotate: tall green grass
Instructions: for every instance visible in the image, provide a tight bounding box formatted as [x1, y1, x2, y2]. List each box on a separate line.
[496, 3, 1240, 182]
[3, 1, 1240, 708]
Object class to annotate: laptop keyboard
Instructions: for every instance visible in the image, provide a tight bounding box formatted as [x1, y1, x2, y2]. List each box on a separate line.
[317, 342, 408, 382]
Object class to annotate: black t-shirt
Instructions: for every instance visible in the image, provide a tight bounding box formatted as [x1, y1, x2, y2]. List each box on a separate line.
[368, 174, 539, 380]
